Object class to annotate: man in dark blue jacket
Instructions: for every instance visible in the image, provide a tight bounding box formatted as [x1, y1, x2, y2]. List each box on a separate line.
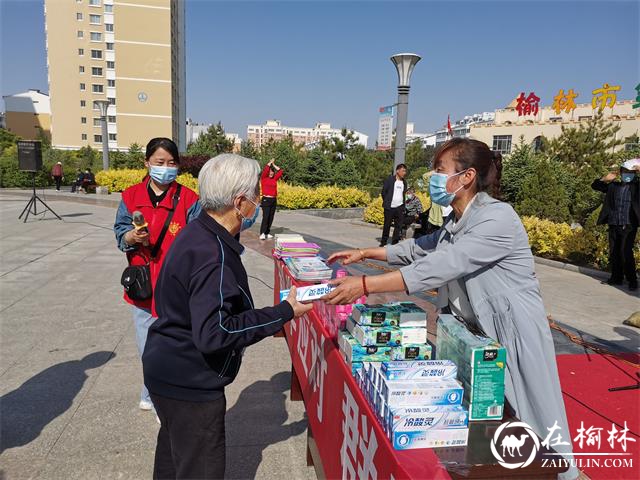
[592, 160, 639, 291]
[380, 163, 408, 246]
[143, 154, 311, 479]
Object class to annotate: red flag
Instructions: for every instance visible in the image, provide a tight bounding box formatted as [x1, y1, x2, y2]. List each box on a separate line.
[447, 115, 453, 135]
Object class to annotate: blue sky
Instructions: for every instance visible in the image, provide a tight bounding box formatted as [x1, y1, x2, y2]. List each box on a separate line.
[1, 1, 638, 142]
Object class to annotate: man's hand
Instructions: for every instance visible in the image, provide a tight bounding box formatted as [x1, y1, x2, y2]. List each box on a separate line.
[286, 286, 313, 318]
[125, 228, 149, 246]
[322, 276, 365, 305]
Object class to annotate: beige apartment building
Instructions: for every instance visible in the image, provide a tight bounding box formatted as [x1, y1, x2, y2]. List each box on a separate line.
[470, 99, 639, 155]
[247, 120, 369, 149]
[44, 0, 186, 152]
[2, 89, 51, 140]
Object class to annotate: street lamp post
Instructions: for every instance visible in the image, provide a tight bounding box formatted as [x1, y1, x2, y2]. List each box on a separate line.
[390, 53, 421, 170]
[95, 100, 110, 171]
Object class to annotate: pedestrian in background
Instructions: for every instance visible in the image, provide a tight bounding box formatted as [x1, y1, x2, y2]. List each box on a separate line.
[259, 158, 283, 240]
[380, 163, 407, 246]
[51, 161, 64, 191]
[113, 137, 201, 413]
[591, 159, 640, 291]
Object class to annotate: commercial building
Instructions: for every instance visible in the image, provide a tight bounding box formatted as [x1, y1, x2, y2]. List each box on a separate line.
[2, 89, 51, 140]
[247, 120, 368, 149]
[470, 100, 639, 154]
[44, 0, 186, 151]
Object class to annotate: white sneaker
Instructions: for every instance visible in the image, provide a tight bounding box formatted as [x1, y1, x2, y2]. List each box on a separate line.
[259, 234, 266, 240]
[266, 234, 274, 239]
[139, 400, 154, 411]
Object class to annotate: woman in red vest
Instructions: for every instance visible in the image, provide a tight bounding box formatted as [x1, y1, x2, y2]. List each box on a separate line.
[114, 137, 200, 413]
[259, 158, 283, 240]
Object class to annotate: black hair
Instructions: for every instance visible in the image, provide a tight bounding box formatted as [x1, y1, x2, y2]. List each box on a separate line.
[433, 138, 502, 198]
[146, 137, 180, 163]
[396, 163, 407, 171]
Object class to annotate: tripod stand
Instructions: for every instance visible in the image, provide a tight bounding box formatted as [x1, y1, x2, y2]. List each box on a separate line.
[18, 172, 62, 223]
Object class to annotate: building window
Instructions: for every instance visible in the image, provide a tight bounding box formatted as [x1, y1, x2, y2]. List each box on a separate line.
[79, 65, 85, 73]
[105, 4, 113, 12]
[492, 135, 512, 154]
[92, 101, 100, 110]
[80, 100, 86, 107]
[92, 67, 103, 76]
[77, 30, 83, 38]
[531, 136, 544, 153]
[93, 118, 102, 126]
[76, 12, 83, 20]
[106, 42, 113, 51]
[94, 134, 102, 142]
[107, 79, 115, 87]
[90, 32, 102, 41]
[80, 83, 86, 91]
[109, 133, 117, 141]
[106, 60, 115, 69]
[89, 14, 101, 24]
[107, 115, 116, 123]
[108, 97, 116, 105]
[578, 115, 592, 121]
[105, 23, 113, 32]
[89, 0, 100, 5]
[82, 133, 87, 140]
[78, 48, 84, 56]
[91, 49, 102, 59]
[81, 117, 87, 124]
[92, 84, 104, 93]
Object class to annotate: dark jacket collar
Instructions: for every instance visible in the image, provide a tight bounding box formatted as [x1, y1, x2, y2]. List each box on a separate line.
[197, 210, 245, 256]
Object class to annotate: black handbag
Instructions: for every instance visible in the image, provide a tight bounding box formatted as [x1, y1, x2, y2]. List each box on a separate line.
[120, 185, 182, 301]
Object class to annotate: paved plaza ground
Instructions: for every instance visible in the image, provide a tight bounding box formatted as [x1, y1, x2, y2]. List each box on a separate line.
[0, 190, 638, 479]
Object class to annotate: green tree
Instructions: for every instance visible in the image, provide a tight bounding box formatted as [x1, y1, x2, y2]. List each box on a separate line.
[546, 113, 623, 223]
[501, 136, 539, 205]
[298, 149, 331, 187]
[258, 137, 306, 184]
[186, 122, 233, 157]
[0, 128, 20, 155]
[516, 157, 571, 223]
[240, 139, 258, 159]
[319, 128, 361, 161]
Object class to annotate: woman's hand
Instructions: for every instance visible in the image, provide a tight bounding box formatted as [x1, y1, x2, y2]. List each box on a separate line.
[602, 172, 617, 182]
[286, 286, 313, 318]
[125, 228, 149, 246]
[327, 249, 364, 265]
[322, 276, 365, 305]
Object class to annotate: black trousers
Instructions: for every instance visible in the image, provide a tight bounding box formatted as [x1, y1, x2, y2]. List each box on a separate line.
[260, 196, 277, 235]
[608, 225, 638, 282]
[53, 176, 62, 191]
[381, 206, 404, 245]
[151, 393, 226, 480]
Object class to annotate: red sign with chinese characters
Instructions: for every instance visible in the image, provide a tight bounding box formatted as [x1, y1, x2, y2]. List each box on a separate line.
[274, 260, 450, 480]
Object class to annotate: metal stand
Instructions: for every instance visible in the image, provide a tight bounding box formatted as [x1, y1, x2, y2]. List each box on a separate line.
[18, 172, 62, 223]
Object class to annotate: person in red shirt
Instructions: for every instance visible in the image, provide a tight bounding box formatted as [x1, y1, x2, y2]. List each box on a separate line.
[259, 158, 283, 239]
[113, 137, 201, 413]
[51, 162, 64, 191]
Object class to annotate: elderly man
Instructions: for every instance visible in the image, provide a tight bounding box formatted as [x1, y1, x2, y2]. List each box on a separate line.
[142, 153, 312, 479]
[592, 159, 640, 291]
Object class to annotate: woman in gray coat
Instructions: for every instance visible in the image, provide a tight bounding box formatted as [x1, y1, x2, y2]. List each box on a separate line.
[324, 138, 577, 480]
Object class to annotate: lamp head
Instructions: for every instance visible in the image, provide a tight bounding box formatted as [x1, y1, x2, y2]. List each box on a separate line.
[390, 53, 421, 87]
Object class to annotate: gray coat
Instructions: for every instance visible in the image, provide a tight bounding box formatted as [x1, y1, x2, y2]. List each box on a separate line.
[387, 192, 576, 479]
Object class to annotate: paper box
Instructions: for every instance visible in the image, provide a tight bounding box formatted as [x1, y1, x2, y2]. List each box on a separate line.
[381, 360, 458, 381]
[347, 316, 402, 347]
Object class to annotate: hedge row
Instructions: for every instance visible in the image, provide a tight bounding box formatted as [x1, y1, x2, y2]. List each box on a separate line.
[95, 169, 370, 209]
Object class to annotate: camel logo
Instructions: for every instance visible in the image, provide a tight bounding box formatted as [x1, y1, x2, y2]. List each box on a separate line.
[490, 421, 540, 469]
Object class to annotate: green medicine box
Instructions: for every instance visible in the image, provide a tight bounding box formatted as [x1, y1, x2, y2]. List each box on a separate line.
[436, 314, 506, 421]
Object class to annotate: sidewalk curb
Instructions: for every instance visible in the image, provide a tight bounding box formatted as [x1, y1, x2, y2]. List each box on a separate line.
[1, 188, 611, 280]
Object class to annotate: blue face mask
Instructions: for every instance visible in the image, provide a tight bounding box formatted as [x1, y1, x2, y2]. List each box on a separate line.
[621, 173, 635, 183]
[236, 198, 260, 231]
[149, 165, 178, 185]
[429, 170, 466, 207]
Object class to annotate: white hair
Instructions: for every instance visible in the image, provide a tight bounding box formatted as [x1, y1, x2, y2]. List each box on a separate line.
[198, 153, 260, 212]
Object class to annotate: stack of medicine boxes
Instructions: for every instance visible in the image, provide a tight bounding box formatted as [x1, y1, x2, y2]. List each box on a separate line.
[338, 302, 433, 377]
